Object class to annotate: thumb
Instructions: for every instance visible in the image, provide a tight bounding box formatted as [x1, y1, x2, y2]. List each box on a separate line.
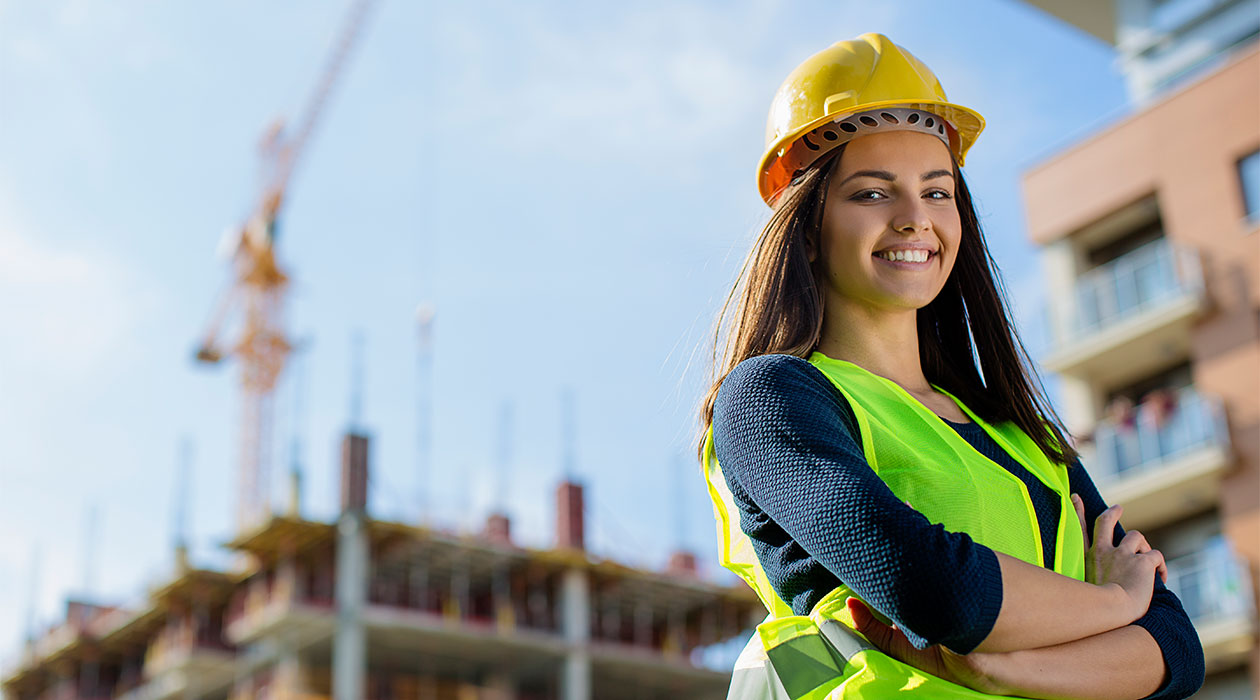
[848, 598, 913, 657]
[847, 597, 889, 647]
[1071, 493, 1088, 545]
[848, 597, 888, 640]
[847, 597, 871, 627]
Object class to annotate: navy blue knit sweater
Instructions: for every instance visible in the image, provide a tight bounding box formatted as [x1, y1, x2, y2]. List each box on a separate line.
[712, 354, 1204, 700]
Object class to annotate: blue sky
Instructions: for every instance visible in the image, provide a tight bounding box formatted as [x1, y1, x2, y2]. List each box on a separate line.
[0, 0, 1131, 663]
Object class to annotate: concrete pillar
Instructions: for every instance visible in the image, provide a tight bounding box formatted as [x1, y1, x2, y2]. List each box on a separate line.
[1042, 238, 1077, 351]
[334, 510, 367, 700]
[665, 606, 686, 658]
[277, 550, 299, 604]
[334, 431, 369, 700]
[410, 560, 429, 613]
[699, 603, 717, 648]
[528, 573, 549, 630]
[600, 599, 621, 641]
[449, 564, 469, 620]
[559, 568, 590, 700]
[1061, 376, 1098, 438]
[276, 641, 302, 697]
[634, 601, 653, 647]
[492, 564, 514, 631]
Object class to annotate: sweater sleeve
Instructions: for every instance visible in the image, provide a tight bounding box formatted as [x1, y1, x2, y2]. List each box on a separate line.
[1067, 459, 1206, 699]
[711, 353, 1003, 654]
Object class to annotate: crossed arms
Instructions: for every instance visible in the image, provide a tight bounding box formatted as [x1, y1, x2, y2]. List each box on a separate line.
[712, 354, 1204, 699]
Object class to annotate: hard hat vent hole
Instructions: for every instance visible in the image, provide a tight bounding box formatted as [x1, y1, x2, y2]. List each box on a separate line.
[880, 112, 899, 124]
[823, 130, 838, 141]
[938, 124, 945, 134]
[859, 115, 878, 127]
[839, 122, 858, 133]
[925, 117, 935, 128]
[907, 113, 920, 124]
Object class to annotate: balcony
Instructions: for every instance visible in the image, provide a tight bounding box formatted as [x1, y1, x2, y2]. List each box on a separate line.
[1088, 386, 1232, 530]
[121, 634, 235, 700]
[1166, 537, 1257, 672]
[1043, 238, 1208, 387]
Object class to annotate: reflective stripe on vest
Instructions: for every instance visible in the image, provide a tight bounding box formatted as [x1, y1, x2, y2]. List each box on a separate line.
[703, 353, 1083, 698]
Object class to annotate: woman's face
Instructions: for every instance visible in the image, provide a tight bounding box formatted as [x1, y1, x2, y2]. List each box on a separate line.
[815, 130, 961, 315]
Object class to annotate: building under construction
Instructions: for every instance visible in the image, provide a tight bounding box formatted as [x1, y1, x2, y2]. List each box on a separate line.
[1, 1, 765, 696]
[1, 432, 762, 700]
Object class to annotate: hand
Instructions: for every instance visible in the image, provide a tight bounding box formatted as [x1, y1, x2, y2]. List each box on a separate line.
[847, 597, 1007, 695]
[1070, 495, 1168, 621]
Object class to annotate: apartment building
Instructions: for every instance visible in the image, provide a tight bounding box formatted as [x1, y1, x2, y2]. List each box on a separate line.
[1023, 0, 1259, 104]
[1020, 1, 1260, 696]
[1, 432, 761, 700]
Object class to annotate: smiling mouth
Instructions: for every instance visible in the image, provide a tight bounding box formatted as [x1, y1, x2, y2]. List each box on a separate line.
[872, 251, 937, 266]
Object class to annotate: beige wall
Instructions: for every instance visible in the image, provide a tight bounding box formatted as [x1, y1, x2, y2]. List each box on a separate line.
[1023, 43, 1260, 688]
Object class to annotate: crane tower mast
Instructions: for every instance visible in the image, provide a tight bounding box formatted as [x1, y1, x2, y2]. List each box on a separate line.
[195, 0, 378, 533]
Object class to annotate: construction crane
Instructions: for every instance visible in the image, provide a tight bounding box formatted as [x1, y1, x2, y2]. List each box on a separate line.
[195, 0, 378, 533]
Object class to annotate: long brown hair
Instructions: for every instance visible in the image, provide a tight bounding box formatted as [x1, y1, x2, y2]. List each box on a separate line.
[697, 142, 1080, 468]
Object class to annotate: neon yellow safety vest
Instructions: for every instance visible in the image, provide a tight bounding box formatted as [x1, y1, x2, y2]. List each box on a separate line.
[702, 352, 1084, 699]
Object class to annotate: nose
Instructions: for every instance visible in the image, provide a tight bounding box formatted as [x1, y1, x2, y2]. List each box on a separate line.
[892, 199, 932, 235]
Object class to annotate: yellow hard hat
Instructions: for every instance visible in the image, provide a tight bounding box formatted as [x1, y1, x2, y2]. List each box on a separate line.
[758, 32, 985, 207]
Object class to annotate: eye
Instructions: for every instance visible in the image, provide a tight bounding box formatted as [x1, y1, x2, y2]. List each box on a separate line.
[851, 189, 886, 201]
[927, 189, 954, 200]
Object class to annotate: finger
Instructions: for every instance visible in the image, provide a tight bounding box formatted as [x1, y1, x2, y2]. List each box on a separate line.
[848, 597, 873, 628]
[1119, 529, 1147, 555]
[849, 599, 918, 666]
[851, 598, 902, 640]
[1142, 550, 1168, 588]
[1094, 504, 1123, 551]
[1071, 493, 1088, 544]
[848, 598, 890, 647]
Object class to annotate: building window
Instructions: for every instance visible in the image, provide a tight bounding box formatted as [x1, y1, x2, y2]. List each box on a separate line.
[1239, 148, 1260, 222]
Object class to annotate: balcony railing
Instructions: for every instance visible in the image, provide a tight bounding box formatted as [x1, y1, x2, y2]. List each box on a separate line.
[1166, 537, 1255, 627]
[1070, 237, 1203, 339]
[1090, 386, 1229, 484]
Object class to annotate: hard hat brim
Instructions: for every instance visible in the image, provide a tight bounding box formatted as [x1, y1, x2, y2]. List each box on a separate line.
[757, 99, 985, 207]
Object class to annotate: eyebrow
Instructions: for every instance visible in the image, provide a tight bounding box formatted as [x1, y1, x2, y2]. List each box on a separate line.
[837, 169, 955, 188]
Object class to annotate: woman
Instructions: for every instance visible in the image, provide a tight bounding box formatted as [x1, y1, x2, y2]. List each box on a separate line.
[698, 33, 1204, 698]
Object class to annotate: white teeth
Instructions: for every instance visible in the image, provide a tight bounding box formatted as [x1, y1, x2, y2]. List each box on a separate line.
[877, 249, 930, 262]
